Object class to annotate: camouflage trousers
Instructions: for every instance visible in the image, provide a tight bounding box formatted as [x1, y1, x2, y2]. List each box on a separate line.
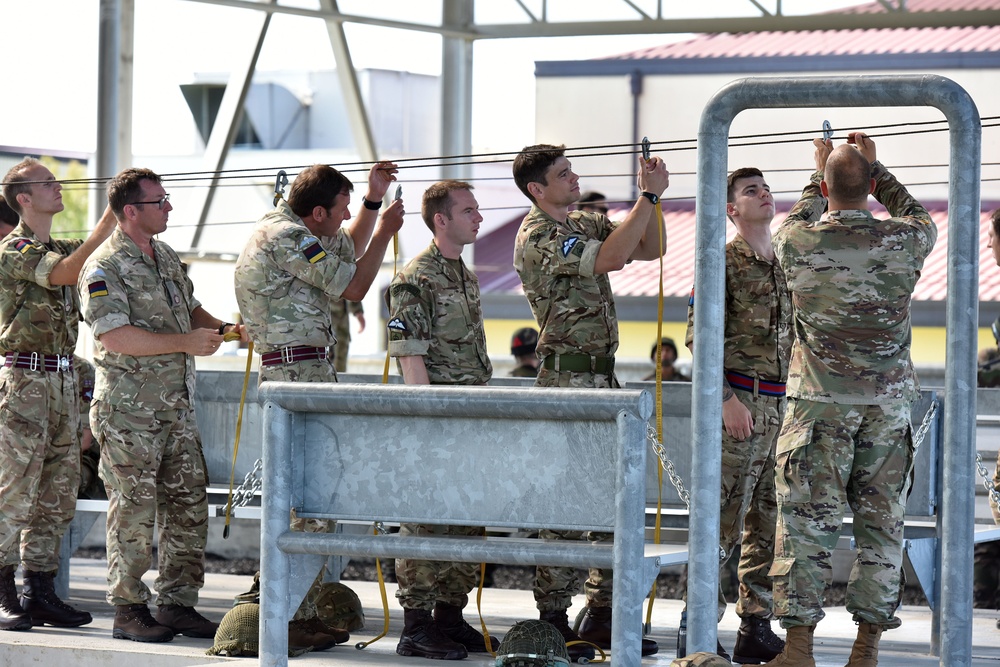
[684, 390, 782, 621]
[395, 524, 484, 610]
[0, 366, 80, 571]
[261, 356, 337, 620]
[770, 398, 913, 629]
[94, 401, 209, 607]
[533, 367, 617, 611]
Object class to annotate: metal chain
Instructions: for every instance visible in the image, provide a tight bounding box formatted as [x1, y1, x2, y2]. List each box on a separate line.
[231, 458, 263, 508]
[975, 452, 1000, 510]
[911, 399, 938, 450]
[647, 424, 690, 510]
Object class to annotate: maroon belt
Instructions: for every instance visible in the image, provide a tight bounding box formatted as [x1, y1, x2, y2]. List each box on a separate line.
[4, 352, 73, 373]
[259, 346, 329, 367]
[725, 370, 786, 397]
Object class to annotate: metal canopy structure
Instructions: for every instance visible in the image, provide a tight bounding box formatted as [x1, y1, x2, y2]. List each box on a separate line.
[95, 0, 999, 244]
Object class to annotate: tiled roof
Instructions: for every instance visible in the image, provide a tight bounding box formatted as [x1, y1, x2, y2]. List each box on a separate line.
[476, 201, 1000, 302]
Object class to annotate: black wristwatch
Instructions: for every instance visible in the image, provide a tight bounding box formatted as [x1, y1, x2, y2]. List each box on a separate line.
[218, 322, 234, 335]
[361, 196, 381, 211]
[640, 191, 659, 205]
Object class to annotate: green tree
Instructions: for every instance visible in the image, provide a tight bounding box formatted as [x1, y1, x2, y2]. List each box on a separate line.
[40, 156, 90, 238]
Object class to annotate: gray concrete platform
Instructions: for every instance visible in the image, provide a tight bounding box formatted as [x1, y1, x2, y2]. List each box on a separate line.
[1, 558, 999, 666]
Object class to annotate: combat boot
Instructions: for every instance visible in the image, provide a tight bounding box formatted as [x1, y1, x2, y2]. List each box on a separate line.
[577, 604, 659, 656]
[762, 624, 814, 667]
[0, 565, 31, 631]
[433, 601, 499, 653]
[113, 603, 174, 642]
[396, 608, 468, 660]
[288, 617, 346, 651]
[156, 604, 219, 638]
[676, 610, 731, 661]
[20, 569, 92, 628]
[733, 616, 785, 664]
[845, 622, 883, 667]
[540, 608, 595, 663]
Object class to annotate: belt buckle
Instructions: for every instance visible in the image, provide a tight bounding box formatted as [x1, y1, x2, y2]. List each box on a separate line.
[29, 352, 39, 372]
[281, 346, 294, 365]
[57, 355, 70, 372]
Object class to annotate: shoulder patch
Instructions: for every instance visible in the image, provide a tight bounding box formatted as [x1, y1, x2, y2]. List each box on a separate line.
[87, 279, 109, 298]
[387, 317, 408, 332]
[390, 283, 421, 299]
[688, 286, 695, 307]
[298, 235, 327, 264]
[561, 236, 579, 258]
[12, 238, 40, 254]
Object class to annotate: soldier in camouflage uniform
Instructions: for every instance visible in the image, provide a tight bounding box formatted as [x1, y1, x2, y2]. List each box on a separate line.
[330, 299, 365, 373]
[80, 167, 243, 643]
[683, 166, 824, 664]
[387, 180, 495, 661]
[764, 133, 937, 667]
[0, 158, 117, 632]
[234, 162, 403, 650]
[510, 327, 539, 378]
[512, 144, 670, 661]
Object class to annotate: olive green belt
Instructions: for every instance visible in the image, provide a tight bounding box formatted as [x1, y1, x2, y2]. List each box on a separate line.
[541, 353, 614, 374]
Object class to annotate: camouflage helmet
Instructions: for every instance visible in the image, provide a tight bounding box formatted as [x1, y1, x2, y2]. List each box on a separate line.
[206, 602, 260, 657]
[314, 581, 365, 631]
[494, 619, 570, 666]
[671, 651, 732, 667]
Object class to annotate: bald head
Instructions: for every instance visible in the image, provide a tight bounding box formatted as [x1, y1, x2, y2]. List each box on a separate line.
[824, 145, 873, 206]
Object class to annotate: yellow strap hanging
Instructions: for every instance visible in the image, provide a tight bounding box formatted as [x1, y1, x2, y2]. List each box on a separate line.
[223, 338, 254, 539]
[354, 524, 393, 650]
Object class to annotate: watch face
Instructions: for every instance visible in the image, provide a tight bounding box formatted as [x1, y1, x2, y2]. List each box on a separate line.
[644, 192, 658, 205]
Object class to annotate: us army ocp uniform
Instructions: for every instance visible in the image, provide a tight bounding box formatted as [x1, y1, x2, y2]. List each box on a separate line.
[81, 227, 209, 608]
[0, 222, 84, 573]
[387, 241, 492, 610]
[513, 206, 618, 611]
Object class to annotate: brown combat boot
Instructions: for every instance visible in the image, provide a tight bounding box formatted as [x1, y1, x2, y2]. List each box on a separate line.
[21, 569, 92, 628]
[433, 601, 499, 653]
[155, 604, 218, 638]
[396, 608, 468, 660]
[577, 604, 659, 656]
[0, 565, 31, 631]
[288, 616, 347, 651]
[762, 624, 815, 667]
[845, 622, 883, 667]
[539, 608, 595, 663]
[113, 603, 174, 642]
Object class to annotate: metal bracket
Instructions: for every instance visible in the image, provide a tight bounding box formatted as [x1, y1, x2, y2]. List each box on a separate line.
[822, 120, 834, 142]
[641, 136, 651, 162]
[273, 170, 289, 206]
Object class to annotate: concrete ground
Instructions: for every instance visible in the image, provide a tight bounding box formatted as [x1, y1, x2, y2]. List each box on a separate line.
[1, 558, 999, 666]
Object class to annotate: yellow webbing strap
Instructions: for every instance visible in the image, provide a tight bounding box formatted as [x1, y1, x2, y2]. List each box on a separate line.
[644, 200, 666, 631]
[223, 339, 254, 539]
[475, 561, 496, 657]
[355, 524, 393, 649]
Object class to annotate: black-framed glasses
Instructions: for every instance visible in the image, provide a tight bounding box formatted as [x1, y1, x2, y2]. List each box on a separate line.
[129, 194, 170, 210]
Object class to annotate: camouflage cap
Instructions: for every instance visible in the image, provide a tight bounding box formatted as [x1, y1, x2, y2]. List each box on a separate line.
[511, 327, 538, 357]
[671, 652, 732, 667]
[314, 581, 365, 631]
[494, 619, 570, 666]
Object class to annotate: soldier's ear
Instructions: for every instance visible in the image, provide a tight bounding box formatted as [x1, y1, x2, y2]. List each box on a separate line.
[820, 180, 830, 198]
[868, 178, 876, 195]
[527, 181, 545, 201]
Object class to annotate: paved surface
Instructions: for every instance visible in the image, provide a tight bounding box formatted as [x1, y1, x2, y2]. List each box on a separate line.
[1, 557, 999, 666]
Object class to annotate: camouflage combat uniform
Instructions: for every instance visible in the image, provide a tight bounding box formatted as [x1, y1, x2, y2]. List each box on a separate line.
[80, 226, 210, 608]
[770, 164, 937, 629]
[512, 206, 618, 611]
[74, 356, 103, 500]
[234, 199, 357, 621]
[0, 222, 84, 572]
[331, 299, 364, 373]
[387, 241, 492, 610]
[975, 347, 1000, 607]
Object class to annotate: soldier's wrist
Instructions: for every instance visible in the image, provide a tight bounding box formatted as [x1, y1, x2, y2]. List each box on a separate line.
[361, 196, 382, 211]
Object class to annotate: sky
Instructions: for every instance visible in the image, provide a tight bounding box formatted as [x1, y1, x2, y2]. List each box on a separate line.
[0, 0, 869, 157]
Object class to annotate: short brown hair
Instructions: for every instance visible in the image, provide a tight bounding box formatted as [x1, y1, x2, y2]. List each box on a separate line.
[2, 157, 44, 215]
[825, 147, 872, 204]
[991, 208, 1000, 240]
[512, 144, 565, 205]
[287, 165, 353, 219]
[421, 180, 474, 232]
[107, 168, 162, 220]
[727, 167, 764, 203]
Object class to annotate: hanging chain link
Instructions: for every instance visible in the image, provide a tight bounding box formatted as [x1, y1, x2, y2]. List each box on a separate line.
[231, 458, 263, 508]
[975, 452, 1000, 510]
[911, 399, 938, 451]
[647, 424, 690, 510]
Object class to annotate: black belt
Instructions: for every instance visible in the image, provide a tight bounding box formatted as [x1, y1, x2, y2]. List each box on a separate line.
[259, 346, 329, 367]
[541, 353, 614, 374]
[4, 352, 73, 373]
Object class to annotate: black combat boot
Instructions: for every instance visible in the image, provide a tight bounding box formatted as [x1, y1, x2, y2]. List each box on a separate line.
[113, 603, 174, 642]
[675, 609, 731, 661]
[20, 569, 91, 627]
[433, 601, 500, 653]
[733, 615, 785, 664]
[577, 604, 659, 656]
[397, 608, 468, 660]
[156, 604, 219, 638]
[539, 608, 595, 663]
[0, 565, 31, 631]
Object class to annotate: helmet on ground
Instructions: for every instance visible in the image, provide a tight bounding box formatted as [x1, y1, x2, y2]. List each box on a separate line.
[206, 602, 260, 657]
[671, 651, 733, 667]
[314, 581, 365, 631]
[494, 619, 571, 666]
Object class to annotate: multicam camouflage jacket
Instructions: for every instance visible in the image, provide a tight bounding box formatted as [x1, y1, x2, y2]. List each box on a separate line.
[774, 163, 937, 404]
[387, 241, 492, 385]
[0, 220, 85, 354]
[80, 227, 199, 409]
[234, 200, 356, 355]
[512, 206, 618, 359]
